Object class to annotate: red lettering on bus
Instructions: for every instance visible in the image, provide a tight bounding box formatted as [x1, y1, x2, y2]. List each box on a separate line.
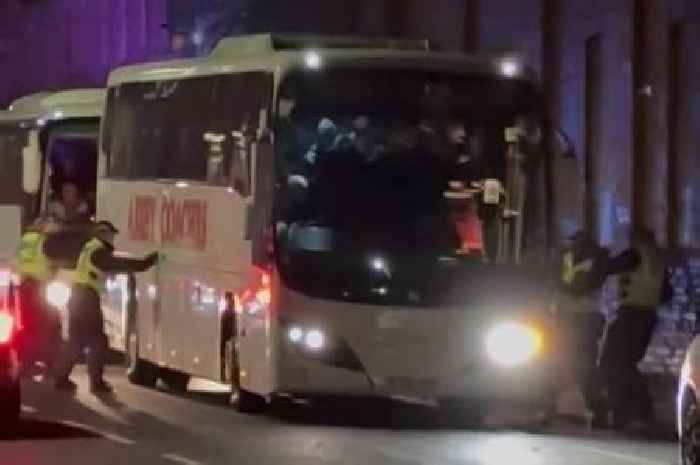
[183, 199, 207, 250]
[160, 198, 207, 250]
[127, 196, 156, 242]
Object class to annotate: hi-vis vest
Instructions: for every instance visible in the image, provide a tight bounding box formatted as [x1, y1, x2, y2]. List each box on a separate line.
[560, 250, 598, 312]
[16, 231, 52, 281]
[620, 244, 665, 308]
[561, 251, 594, 288]
[73, 238, 106, 291]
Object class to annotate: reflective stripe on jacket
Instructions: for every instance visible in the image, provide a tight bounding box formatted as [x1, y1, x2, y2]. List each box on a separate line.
[619, 244, 665, 308]
[73, 238, 106, 291]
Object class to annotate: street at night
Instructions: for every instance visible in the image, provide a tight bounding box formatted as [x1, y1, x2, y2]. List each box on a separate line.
[3, 1, 700, 464]
[2, 365, 675, 465]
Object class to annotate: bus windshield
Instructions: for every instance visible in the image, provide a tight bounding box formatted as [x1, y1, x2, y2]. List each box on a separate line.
[274, 68, 543, 305]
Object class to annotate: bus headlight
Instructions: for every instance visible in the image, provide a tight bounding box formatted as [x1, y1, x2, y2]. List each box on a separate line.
[46, 281, 71, 308]
[287, 326, 326, 351]
[304, 329, 326, 351]
[288, 326, 304, 344]
[485, 321, 543, 367]
[285, 324, 364, 371]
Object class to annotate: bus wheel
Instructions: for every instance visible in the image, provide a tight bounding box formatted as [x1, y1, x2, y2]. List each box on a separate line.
[126, 323, 158, 388]
[161, 369, 190, 393]
[233, 387, 267, 414]
[226, 339, 266, 414]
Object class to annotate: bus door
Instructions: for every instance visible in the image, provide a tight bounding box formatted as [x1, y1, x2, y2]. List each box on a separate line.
[237, 123, 276, 394]
[150, 72, 273, 380]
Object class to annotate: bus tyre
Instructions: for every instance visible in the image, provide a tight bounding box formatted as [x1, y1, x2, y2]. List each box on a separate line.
[126, 324, 158, 388]
[161, 369, 190, 393]
[233, 388, 267, 414]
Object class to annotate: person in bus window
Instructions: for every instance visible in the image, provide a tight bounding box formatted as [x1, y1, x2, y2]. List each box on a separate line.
[349, 116, 386, 164]
[47, 182, 90, 222]
[442, 121, 479, 189]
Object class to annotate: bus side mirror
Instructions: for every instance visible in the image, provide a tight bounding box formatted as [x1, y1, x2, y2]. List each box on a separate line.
[21, 130, 41, 194]
[244, 140, 274, 242]
[244, 203, 255, 241]
[257, 127, 272, 144]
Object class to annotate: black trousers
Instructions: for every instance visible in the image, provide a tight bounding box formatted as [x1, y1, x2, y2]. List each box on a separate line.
[55, 285, 107, 384]
[599, 307, 657, 423]
[17, 278, 42, 364]
[560, 312, 606, 416]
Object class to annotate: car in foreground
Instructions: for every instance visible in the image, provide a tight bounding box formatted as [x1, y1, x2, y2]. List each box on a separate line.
[678, 336, 700, 464]
[0, 306, 20, 431]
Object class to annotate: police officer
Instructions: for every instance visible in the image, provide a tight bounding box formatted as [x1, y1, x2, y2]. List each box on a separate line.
[15, 217, 57, 368]
[54, 221, 157, 394]
[599, 228, 671, 429]
[558, 231, 610, 428]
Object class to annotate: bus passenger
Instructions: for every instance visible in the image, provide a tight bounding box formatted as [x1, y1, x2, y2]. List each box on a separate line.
[47, 182, 90, 222]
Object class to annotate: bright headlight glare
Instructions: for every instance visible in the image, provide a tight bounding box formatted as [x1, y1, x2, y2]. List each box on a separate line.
[305, 51, 322, 69]
[0, 312, 14, 344]
[288, 326, 304, 344]
[500, 58, 520, 77]
[304, 329, 325, 351]
[485, 321, 543, 367]
[46, 281, 71, 308]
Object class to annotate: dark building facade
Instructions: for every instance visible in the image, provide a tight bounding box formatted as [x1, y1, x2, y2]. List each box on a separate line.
[0, 0, 168, 105]
[1, 0, 699, 377]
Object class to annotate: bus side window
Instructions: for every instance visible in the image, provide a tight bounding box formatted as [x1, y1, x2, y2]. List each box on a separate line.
[202, 119, 253, 195]
[204, 132, 227, 186]
[105, 72, 272, 186]
[210, 73, 272, 194]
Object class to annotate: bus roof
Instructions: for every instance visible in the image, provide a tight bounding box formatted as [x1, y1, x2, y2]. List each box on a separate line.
[107, 33, 535, 87]
[0, 88, 105, 126]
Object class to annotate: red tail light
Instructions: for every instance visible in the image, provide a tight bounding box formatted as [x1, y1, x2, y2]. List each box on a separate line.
[238, 267, 272, 317]
[0, 312, 14, 345]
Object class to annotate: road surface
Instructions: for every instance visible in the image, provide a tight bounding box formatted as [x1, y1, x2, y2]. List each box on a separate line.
[1, 365, 677, 465]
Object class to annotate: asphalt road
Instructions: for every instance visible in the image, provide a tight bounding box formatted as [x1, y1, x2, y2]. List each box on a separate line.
[0, 365, 677, 465]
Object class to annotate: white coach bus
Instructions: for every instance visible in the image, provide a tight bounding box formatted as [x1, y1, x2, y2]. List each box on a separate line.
[100, 34, 560, 414]
[0, 89, 105, 308]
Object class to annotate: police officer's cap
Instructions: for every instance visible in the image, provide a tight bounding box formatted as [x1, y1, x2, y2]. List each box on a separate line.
[94, 221, 119, 234]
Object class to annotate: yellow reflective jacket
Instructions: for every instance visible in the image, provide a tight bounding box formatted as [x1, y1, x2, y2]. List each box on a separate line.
[16, 231, 52, 281]
[73, 238, 106, 291]
[620, 244, 665, 308]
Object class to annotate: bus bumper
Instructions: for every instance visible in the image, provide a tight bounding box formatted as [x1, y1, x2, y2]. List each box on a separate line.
[277, 344, 554, 406]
